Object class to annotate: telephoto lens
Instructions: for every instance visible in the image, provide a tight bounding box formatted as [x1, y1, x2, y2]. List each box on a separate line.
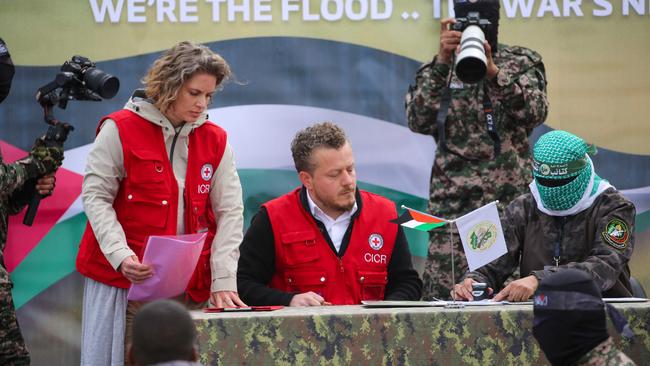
[84, 67, 119, 99]
[454, 25, 487, 84]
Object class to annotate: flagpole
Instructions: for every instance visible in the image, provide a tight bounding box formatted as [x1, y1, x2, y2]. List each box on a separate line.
[446, 219, 464, 309]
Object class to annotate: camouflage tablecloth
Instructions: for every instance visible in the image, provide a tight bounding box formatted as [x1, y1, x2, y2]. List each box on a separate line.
[191, 302, 650, 366]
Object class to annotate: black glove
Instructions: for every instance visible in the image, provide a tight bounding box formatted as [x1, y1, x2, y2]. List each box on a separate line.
[17, 136, 64, 179]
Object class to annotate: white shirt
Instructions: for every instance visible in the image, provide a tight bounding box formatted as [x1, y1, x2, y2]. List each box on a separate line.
[306, 190, 358, 254]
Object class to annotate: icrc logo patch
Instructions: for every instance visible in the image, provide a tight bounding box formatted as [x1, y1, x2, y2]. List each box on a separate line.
[368, 233, 383, 250]
[602, 218, 629, 250]
[201, 164, 214, 181]
[466, 221, 497, 252]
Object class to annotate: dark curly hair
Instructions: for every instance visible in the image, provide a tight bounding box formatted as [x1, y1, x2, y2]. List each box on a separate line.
[290, 122, 349, 174]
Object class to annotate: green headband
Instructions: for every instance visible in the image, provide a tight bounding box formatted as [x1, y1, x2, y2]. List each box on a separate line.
[532, 144, 597, 178]
[532, 157, 588, 177]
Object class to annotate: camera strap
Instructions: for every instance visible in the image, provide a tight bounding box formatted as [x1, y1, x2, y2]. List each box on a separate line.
[483, 83, 501, 157]
[436, 84, 453, 154]
[435, 82, 501, 161]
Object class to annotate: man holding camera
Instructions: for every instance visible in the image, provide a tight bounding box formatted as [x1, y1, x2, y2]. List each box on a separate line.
[405, 0, 549, 300]
[0, 38, 64, 365]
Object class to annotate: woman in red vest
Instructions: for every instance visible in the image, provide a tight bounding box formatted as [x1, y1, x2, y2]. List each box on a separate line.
[76, 41, 245, 366]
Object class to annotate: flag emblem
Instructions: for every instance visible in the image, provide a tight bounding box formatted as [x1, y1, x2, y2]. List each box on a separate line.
[201, 164, 214, 181]
[390, 207, 447, 232]
[602, 218, 629, 249]
[368, 234, 383, 250]
[455, 201, 507, 271]
[466, 221, 497, 252]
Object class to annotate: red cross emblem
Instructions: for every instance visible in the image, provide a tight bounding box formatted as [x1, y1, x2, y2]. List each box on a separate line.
[368, 233, 383, 250]
[201, 163, 214, 181]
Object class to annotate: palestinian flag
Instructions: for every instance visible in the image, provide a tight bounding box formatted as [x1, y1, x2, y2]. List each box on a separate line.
[391, 207, 447, 232]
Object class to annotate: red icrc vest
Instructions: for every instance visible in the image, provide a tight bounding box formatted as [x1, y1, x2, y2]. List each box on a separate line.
[76, 109, 227, 302]
[265, 188, 397, 305]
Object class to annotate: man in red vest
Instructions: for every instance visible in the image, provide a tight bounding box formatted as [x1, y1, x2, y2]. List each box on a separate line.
[237, 122, 422, 306]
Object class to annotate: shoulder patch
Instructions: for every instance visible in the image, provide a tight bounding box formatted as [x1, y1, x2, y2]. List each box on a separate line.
[602, 218, 630, 250]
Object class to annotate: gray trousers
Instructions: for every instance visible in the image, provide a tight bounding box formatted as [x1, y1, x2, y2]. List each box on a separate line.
[80, 277, 127, 366]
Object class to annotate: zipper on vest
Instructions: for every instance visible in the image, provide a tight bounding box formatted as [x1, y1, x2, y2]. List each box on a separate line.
[553, 216, 567, 267]
[169, 124, 185, 165]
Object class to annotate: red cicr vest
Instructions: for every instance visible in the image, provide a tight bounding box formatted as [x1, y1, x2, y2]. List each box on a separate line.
[76, 109, 226, 302]
[265, 188, 397, 305]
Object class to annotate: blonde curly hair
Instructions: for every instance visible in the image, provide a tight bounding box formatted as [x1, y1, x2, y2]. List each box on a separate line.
[142, 41, 231, 113]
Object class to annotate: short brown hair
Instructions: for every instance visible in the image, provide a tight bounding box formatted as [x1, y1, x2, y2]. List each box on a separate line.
[290, 122, 348, 173]
[142, 41, 231, 113]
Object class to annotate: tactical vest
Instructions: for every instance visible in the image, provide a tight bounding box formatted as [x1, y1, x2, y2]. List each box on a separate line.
[76, 109, 226, 302]
[265, 188, 397, 304]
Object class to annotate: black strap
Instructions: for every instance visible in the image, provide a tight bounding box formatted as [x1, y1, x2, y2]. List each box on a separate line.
[435, 60, 500, 161]
[436, 85, 453, 154]
[483, 83, 501, 157]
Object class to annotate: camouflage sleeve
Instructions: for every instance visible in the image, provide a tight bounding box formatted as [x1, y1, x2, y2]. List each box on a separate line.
[487, 47, 548, 132]
[464, 197, 527, 291]
[533, 192, 635, 292]
[405, 57, 452, 136]
[0, 160, 27, 195]
[0, 159, 30, 214]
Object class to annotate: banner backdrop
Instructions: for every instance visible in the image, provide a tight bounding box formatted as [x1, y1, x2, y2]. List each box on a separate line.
[1, 0, 649, 363]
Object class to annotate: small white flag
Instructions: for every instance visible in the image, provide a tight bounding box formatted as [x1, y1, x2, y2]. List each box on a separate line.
[454, 201, 507, 271]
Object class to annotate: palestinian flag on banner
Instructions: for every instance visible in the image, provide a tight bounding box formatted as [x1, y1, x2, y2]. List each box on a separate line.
[391, 206, 447, 232]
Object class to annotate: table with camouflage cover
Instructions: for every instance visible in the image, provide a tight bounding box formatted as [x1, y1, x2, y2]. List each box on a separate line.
[192, 302, 649, 365]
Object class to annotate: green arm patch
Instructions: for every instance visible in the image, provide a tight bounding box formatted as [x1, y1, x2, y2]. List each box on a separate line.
[602, 218, 630, 250]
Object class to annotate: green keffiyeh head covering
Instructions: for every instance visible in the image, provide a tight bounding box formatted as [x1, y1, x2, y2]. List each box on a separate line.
[532, 131, 597, 211]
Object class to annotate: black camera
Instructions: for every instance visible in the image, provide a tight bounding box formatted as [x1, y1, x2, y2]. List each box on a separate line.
[23, 56, 119, 226]
[47, 55, 119, 105]
[450, 0, 500, 83]
[451, 11, 491, 33]
[450, 11, 493, 84]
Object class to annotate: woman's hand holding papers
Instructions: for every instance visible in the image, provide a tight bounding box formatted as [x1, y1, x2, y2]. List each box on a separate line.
[119, 255, 154, 284]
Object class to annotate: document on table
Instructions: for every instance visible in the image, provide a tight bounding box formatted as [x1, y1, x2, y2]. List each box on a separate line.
[603, 297, 648, 303]
[127, 233, 207, 301]
[361, 300, 448, 308]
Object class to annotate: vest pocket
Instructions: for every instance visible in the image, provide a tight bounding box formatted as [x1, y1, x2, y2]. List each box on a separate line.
[285, 271, 327, 295]
[358, 270, 388, 301]
[128, 149, 166, 184]
[280, 231, 319, 266]
[124, 194, 170, 229]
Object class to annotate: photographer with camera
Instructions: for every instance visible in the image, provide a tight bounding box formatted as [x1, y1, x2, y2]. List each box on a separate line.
[76, 41, 245, 366]
[405, 0, 549, 300]
[0, 38, 63, 365]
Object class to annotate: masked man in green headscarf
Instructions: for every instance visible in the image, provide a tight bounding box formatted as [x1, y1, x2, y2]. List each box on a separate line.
[452, 130, 636, 302]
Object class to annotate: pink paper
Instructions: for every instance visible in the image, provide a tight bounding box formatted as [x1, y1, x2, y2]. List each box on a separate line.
[127, 232, 207, 301]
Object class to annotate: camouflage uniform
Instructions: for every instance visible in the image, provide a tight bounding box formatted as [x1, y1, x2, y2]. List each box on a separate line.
[575, 337, 636, 366]
[405, 44, 548, 299]
[466, 189, 635, 297]
[0, 150, 31, 365]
